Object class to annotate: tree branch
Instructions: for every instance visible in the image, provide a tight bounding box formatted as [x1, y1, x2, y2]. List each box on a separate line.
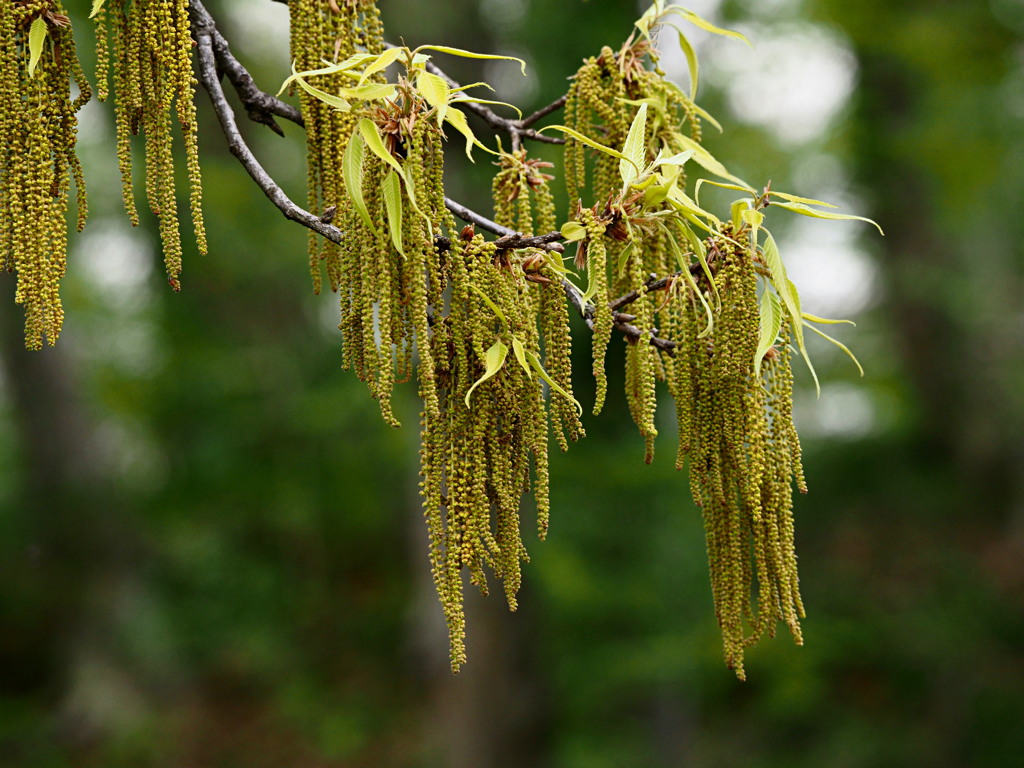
[189, 1, 342, 243]
[197, 0, 675, 355]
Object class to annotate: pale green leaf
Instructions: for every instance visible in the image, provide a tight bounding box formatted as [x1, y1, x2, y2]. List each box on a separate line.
[511, 337, 531, 378]
[358, 46, 407, 84]
[755, 289, 783, 376]
[465, 340, 509, 407]
[652, 150, 694, 169]
[772, 201, 884, 235]
[342, 131, 377, 237]
[468, 284, 508, 327]
[664, 227, 714, 337]
[416, 70, 451, 126]
[673, 134, 752, 189]
[288, 65, 351, 111]
[695, 177, 757, 204]
[664, 6, 753, 47]
[538, 125, 638, 172]
[560, 221, 587, 242]
[802, 312, 855, 326]
[742, 207, 764, 248]
[382, 170, 405, 258]
[676, 24, 699, 98]
[761, 234, 818, 393]
[452, 95, 523, 119]
[804, 322, 865, 377]
[413, 45, 527, 76]
[620, 103, 649, 188]
[337, 82, 397, 103]
[442, 107, 499, 160]
[28, 17, 47, 79]
[767, 190, 838, 208]
[357, 118, 404, 176]
[89, 0, 107, 18]
[525, 350, 582, 415]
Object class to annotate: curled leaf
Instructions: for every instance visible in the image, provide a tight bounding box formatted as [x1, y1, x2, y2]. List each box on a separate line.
[465, 340, 509, 407]
[413, 45, 527, 76]
[772, 201, 884, 235]
[525, 350, 582, 415]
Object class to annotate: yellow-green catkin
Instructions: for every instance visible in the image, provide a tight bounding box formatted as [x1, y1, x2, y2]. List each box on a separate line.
[421, 234, 554, 671]
[668, 234, 805, 679]
[288, 0, 382, 294]
[492, 150, 583, 450]
[96, 0, 206, 291]
[1, 1, 90, 348]
[575, 206, 613, 414]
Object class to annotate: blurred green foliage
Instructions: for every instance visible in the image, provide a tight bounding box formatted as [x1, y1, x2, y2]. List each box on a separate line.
[1, 0, 1022, 766]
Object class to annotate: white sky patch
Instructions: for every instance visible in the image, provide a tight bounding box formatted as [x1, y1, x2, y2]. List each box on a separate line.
[795, 381, 876, 439]
[224, 0, 291, 68]
[481, 0, 526, 32]
[706, 23, 857, 146]
[778, 217, 878, 318]
[484, 52, 537, 107]
[77, 221, 154, 307]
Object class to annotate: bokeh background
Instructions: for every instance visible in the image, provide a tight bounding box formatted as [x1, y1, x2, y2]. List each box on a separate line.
[2, 0, 1023, 765]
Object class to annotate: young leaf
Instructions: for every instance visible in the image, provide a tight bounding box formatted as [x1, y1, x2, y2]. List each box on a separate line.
[511, 337, 532, 378]
[802, 312, 855, 326]
[663, 6, 753, 47]
[415, 70, 451, 126]
[465, 340, 509, 407]
[695, 177, 757, 204]
[772, 201, 884, 235]
[804, 322, 865, 377]
[672, 134, 752, 190]
[442, 107, 499, 160]
[89, 0, 107, 18]
[342, 130, 377, 237]
[452, 95, 524, 120]
[620, 103, 649, 188]
[538, 125, 638, 173]
[468, 284, 508, 327]
[767, 190, 838, 208]
[382, 169, 405, 258]
[664, 227, 714, 337]
[755, 289, 783, 376]
[413, 45, 527, 76]
[28, 17, 47, 79]
[525, 350, 582, 415]
[741, 207, 764, 248]
[338, 82, 397, 103]
[357, 46, 407, 84]
[357, 118, 404, 176]
[676, 24, 699, 98]
[285, 63, 352, 111]
[560, 221, 587, 242]
[762, 234, 820, 394]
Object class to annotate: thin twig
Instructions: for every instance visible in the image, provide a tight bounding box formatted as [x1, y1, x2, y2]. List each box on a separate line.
[190, 2, 343, 243]
[192, 0, 303, 134]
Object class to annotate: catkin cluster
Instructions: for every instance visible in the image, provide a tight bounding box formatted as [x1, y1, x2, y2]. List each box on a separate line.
[492, 150, 583, 448]
[1, 0, 90, 348]
[93, 0, 206, 290]
[288, 0, 383, 294]
[670, 236, 805, 679]
[564, 33, 807, 676]
[423, 234, 561, 670]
